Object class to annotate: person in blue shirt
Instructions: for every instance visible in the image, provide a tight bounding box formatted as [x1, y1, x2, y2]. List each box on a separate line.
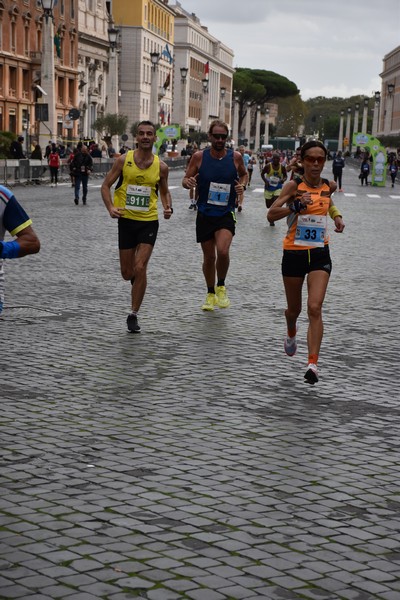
[182, 120, 247, 311]
[0, 186, 40, 315]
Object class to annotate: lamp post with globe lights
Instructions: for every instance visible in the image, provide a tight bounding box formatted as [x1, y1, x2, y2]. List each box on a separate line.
[371, 91, 381, 136]
[180, 66, 188, 130]
[384, 83, 395, 135]
[219, 87, 226, 121]
[201, 78, 209, 133]
[150, 52, 160, 124]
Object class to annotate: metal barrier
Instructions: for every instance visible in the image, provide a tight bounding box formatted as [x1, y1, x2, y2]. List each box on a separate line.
[0, 155, 187, 187]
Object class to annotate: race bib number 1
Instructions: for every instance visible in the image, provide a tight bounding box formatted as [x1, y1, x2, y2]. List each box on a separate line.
[125, 185, 151, 211]
[295, 215, 327, 247]
[207, 182, 230, 206]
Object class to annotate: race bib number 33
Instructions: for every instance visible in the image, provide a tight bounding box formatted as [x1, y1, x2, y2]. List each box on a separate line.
[125, 185, 151, 211]
[295, 215, 327, 247]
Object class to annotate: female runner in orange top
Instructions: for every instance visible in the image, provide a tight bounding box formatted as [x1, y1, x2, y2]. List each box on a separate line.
[267, 141, 345, 385]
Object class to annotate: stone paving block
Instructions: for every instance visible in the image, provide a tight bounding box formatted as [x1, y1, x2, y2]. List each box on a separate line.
[185, 589, 226, 600]
[0, 586, 48, 599]
[146, 590, 182, 600]
[2, 174, 400, 600]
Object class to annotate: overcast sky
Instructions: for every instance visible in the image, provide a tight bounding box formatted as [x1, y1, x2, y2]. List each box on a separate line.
[178, 0, 400, 100]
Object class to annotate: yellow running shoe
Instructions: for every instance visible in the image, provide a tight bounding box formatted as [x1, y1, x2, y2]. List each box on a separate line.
[215, 285, 230, 308]
[201, 293, 217, 311]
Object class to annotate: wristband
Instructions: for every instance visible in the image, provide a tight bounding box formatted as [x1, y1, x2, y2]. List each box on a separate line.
[0, 240, 21, 259]
[288, 199, 306, 214]
[165, 206, 173, 214]
[329, 205, 342, 219]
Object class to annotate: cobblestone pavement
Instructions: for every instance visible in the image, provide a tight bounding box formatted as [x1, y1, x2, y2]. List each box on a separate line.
[1, 162, 400, 600]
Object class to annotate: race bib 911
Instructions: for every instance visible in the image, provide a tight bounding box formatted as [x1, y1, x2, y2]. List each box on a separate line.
[125, 185, 151, 211]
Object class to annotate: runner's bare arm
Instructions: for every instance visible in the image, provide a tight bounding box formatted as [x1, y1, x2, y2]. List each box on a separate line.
[101, 155, 126, 218]
[182, 152, 202, 189]
[159, 161, 173, 219]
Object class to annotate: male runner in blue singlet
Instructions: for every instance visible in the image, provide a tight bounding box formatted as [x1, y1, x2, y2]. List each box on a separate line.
[182, 120, 247, 311]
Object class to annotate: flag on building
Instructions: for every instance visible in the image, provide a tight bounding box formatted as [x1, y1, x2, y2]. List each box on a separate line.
[163, 73, 171, 89]
[54, 29, 61, 58]
[204, 61, 209, 79]
[161, 44, 174, 64]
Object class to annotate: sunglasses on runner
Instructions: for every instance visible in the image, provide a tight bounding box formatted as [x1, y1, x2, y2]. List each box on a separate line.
[303, 156, 326, 165]
[302, 155, 326, 165]
[211, 133, 228, 140]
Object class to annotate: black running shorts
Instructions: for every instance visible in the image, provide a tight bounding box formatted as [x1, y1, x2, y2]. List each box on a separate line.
[196, 211, 235, 243]
[118, 217, 159, 249]
[282, 245, 332, 278]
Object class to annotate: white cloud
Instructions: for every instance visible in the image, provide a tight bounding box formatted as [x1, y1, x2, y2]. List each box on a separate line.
[178, 0, 400, 99]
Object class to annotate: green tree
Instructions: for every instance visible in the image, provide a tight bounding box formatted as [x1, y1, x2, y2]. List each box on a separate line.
[0, 131, 16, 159]
[303, 96, 372, 139]
[233, 68, 299, 131]
[92, 113, 129, 144]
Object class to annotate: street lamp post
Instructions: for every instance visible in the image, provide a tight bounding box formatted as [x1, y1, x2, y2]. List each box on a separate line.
[219, 87, 226, 121]
[384, 83, 395, 135]
[264, 108, 270, 145]
[106, 27, 119, 148]
[361, 98, 369, 134]
[106, 27, 119, 113]
[254, 105, 261, 152]
[232, 92, 239, 148]
[371, 91, 381, 136]
[244, 101, 251, 146]
[150, 52, 160, 124]
[345, 106, 351, 153]
[201, 78, 209, 133]
[39, 0, 56, 148]
[338, 109, 345, 152]
[180, 67, 188, 130]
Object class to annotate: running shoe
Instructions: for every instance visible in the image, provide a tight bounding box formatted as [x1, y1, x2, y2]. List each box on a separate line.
[304, 363, 318, 385]
[201, 293, 217, 311]
[284, 334, 297, 357]
[215, 285, 230, 308]
[238, 205, 243, 212]
[127, 313, 141, 333]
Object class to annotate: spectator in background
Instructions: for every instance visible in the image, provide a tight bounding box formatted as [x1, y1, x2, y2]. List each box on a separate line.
[44, 141, 52, 160]
[332, 150, 345, 192]
[30, 144, 43, 160]
[90, 143, 102, 158]
[9, 136, 25, 159]
[48, 143, 61, 187]
[359, 157, 370, 186]
[107, 142, 116, 158]
[389, 160, 398, 187]
[30, 144, 44, 184]
[71, 143, 93, 205]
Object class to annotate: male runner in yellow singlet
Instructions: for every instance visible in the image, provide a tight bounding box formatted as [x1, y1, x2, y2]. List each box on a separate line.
[101, 121, 173, 333]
